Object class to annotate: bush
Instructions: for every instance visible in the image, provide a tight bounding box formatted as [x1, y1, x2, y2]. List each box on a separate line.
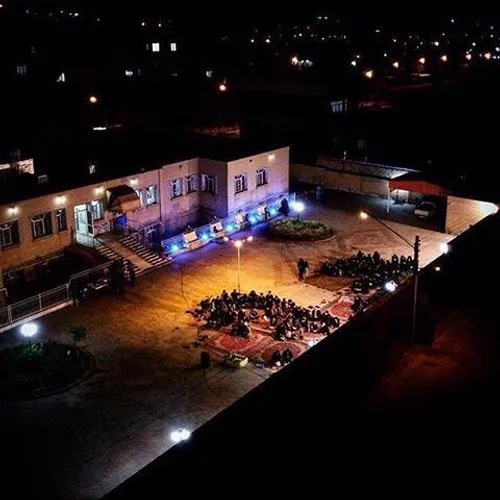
[0, 342, 92, 399]
[269, 219, 334, 241]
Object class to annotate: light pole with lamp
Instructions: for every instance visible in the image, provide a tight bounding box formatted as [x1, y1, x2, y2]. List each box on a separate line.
[359, 211, 420, 343]
[290, 200, 305, 220]
[224, 235, 253, 293]
[88, 94, 109, 129]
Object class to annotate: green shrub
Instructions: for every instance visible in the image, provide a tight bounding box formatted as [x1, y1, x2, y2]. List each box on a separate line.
[269, 219, 333, 241]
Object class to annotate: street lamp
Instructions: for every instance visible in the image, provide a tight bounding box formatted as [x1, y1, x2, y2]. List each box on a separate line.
[231, 236, 253, 293]
[364, 69, 374, 79]
[88, 95, 98, 104]
[359, 210, 420, 343]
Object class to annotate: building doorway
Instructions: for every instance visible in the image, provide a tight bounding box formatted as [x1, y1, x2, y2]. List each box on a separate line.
[74, 204, 94, 243]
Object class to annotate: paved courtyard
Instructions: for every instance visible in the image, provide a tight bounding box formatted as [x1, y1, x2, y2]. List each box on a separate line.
[0, 203, 453, 499]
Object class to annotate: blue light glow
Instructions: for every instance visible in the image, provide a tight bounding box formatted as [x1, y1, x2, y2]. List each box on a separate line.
[171, 244, 179, 252]
[226, 224, 234, 232]
[270, 208, 277, 216]
[249, 216, 257, 224]
[201, 233, 209, 241]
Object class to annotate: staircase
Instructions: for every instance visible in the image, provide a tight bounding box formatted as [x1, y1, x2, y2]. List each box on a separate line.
[118, 233, 170, 269]
[94, 239, 142, 278]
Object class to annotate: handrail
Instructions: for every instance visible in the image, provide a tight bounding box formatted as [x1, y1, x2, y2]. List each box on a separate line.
[123, 224, 154, 250]
[94, 235, 124, 262]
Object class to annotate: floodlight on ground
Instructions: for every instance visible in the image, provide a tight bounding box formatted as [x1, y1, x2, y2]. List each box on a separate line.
[171, 428, 191, 443]
[290, 200, 305, 213]
[234, 240, 243, 248]
[440, 243, 450, 254]
[20, 322, 38, 338]
[384, 281, 397, 292]
[359, 211, 369, 220]
[434, 266, 441, 272]
[246, 236, 253, 242]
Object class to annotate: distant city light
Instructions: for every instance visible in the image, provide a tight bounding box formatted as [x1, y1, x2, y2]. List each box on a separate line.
[265, 38, 271, 44]
[392, 61, 399, 68]
[484, 52, 492, 60]
[351, 60, 357, 67]
[434, 266, 441, 272]
[218, 82, 227, 92]
[434, 41, 440, 46]
[364, 69, 374, 79]
[466, 53, 472, 61]
[88, 95, 98, 104]
[20, 322, 38, 338]
[291, 56, 299, 65]
[384, 281, 397, 292]
[441, 54, 448, 62]
[419, 57, 426, 64]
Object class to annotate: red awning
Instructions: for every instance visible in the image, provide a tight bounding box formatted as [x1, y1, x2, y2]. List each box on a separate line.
[389, 179, 450, 197]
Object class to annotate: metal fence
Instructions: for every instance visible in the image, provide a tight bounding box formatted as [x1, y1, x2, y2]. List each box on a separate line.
[0, 284, 70, 331]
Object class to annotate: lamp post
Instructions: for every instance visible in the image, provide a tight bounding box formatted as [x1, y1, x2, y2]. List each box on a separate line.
[226, 236, 253, 293]
[88, 94, 108, 128]
[290, 200, 305, 220]
[359, 211, 420, 343]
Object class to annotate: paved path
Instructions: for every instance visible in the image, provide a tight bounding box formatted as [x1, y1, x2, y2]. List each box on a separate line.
[0, 203, 454, 499]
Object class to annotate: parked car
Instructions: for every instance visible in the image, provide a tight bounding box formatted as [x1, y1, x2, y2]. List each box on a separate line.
[414, 201, 436, 219]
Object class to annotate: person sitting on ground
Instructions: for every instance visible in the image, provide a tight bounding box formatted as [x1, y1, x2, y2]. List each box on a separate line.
[270, 350, 282, 367]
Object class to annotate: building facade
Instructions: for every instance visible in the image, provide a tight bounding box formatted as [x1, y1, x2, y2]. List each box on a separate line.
[0, 147, 289, 296]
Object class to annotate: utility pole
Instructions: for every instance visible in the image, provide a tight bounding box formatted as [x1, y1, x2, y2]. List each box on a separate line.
[412, 235, 420, 344]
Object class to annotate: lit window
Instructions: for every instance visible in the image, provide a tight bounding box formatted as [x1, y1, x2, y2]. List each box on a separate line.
[16, 64, 27, 76]
[145, 185, 158, 205]
[31, 212, 53, 239]
[170, 42, 177, 52]
[125, 69, 134, 77]
[152, 42, 160, 52]
[256, 168, 268, 187]
[186, 175, 197, 193]
[57, 72, 66, 83]
[234, 174, 247, 194]
[0, 221, 20, 248]
[90, 199, 104, 220]
[205, 70, 213, 78]
[55, 208, 67, 232]
[201, 174, 216, 194]
[357, 139, 366, 149]
[170, 178, 183, 198]
[89, 164, 97, 174]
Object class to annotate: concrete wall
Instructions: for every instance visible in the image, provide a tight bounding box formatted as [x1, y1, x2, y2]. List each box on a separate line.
[445, 195, 498, 235]
[198, 158, 229, 218]
[227, 147, 289, 213]
[291, 162, 389, 197]
[159, 158, 201, 233]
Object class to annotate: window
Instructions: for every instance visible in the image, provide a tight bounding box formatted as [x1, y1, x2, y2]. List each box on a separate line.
[31, 212, 52, 239]
[205, 70, 213, 78]
[55, 208, 67, 232]
[170, 42, 177, 52]
[256, 168, 268, 187]
[170, 178, 182, 198]
[125, 69, 134, 77]
[234, 174, 247, 194]
[152, 42, 160, 52]
[16, 64, 27, 76]
[90, 199, 104, 220]
[186, 175, 197, 193]
[89, 164, 97, 175]
[201, 174, 216, 194]
[145, 185, 158, 205]
[57, 72, 66, 83]
[0, 221, 20, 248]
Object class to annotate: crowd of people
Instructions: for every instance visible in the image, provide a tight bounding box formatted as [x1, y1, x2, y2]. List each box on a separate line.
[194, 289, 341, 342]
[321, 251, 415, 293]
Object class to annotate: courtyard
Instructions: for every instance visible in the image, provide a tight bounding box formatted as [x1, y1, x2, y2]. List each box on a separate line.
[0, 202, 453, 499]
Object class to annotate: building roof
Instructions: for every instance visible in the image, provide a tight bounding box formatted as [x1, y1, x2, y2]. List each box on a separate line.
[0, 131, 286, 206]
[389, 172, 452, 196]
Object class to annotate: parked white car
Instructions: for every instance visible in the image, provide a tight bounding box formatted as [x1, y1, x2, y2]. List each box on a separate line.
[414, 201, 436, 219]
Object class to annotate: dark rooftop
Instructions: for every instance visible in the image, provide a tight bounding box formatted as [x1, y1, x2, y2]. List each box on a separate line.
[0, 130, 285, 206]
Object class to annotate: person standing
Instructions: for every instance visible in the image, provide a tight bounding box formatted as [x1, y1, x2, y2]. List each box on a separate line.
[297, 258, 306, 280]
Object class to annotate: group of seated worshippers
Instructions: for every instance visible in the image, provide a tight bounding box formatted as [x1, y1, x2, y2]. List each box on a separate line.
[195, 289, 340, 340]
[269, 348, 294, 368]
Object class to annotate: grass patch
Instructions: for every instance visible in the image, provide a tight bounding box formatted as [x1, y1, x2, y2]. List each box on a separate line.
[0, 342, 92, 399]
[269, 219, 333, 241]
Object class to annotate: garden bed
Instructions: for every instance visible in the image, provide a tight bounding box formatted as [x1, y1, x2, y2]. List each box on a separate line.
[0, 342, 93, 400]
[268, 219, 334, 241]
